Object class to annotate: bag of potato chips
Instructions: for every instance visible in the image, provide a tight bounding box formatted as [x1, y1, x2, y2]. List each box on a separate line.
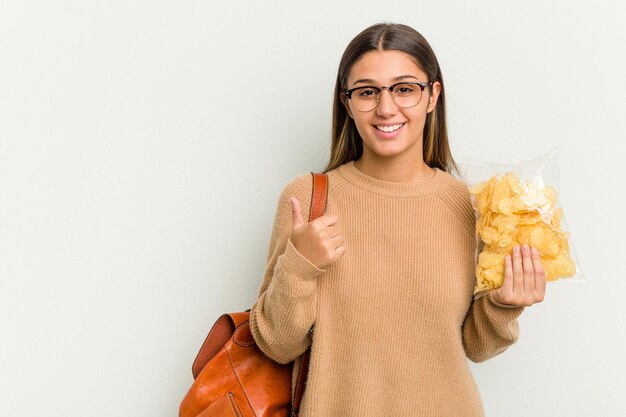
[458, 145, 585, 295]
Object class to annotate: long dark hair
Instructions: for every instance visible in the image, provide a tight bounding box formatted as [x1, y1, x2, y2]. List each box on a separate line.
[324, 22, 459, 176]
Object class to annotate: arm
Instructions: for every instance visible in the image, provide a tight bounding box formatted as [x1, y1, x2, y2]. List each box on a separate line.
[441, 178, 547, 362]
[463, 242, 547, 362]
[462, 291, 525, 363]
[249, 174, 326, 364]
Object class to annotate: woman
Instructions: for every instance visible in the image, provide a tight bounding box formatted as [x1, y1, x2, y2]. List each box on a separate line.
[249, 22, 545, 417]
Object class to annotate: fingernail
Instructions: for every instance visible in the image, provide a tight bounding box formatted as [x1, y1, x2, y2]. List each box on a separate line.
[531, 247, 538, 256]
[514, 245, 520, 255]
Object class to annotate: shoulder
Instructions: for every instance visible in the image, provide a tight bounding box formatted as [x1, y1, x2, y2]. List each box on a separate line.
[436, 170, 476, 236]
[275, 172, 316, 222]
[279, 172, 315, 203]
[438, 170, 473, 206]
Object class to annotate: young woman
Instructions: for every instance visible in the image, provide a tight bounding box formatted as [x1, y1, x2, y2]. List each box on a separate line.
[249, 22, 546, 417]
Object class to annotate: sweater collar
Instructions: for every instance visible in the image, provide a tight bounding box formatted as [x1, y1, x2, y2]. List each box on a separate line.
[337, 160, 453, 197]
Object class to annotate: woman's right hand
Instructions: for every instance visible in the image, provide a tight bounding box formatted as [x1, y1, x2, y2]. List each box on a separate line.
[289, 196, 346, 270]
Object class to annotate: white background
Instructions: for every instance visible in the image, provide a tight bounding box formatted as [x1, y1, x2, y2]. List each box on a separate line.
[1, 1, 625, 416]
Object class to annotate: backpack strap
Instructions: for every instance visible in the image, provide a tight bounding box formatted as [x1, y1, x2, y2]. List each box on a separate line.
[291, 171, 328, 416]
[309, 172, 328, 222]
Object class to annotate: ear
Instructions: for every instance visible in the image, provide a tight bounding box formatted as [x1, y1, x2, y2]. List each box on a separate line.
[426, 81, 441, 114]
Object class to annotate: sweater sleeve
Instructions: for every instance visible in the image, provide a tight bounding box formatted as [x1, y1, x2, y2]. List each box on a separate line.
[443, 177, 526, 362]
[249, 173, 326, 364]
[461, 291, 525, 362]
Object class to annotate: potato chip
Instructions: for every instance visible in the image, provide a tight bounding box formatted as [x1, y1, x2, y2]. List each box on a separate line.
[479, 226, 500, 245]
[530, 226, 560, 257]
[497, 233, 513, 248]
[478, 250, 502, 268]
[492, 213, 518, 232]
[517, 212, 542, 225]
[490, 178, 511, 212]
[551, 207, 563, 229]
[498, 198, 525, 216]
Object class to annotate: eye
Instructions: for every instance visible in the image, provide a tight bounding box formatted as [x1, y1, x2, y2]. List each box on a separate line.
[395, 84, 416, 95]
[357, 87, 378, 98]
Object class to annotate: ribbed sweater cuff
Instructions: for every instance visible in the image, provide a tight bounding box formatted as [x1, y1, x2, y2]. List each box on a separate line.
[269, 239, 325, 301]
[483, 292, 526, 330]
[487, 291, 527, 311]
[487, 292, 520, 309]
[283, 238, 326, 275]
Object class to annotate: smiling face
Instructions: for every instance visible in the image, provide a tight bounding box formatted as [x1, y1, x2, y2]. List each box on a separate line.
[342, 49, 441, 164]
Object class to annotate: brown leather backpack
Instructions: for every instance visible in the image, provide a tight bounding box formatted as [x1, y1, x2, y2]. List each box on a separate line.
[179, 172, 328, 417]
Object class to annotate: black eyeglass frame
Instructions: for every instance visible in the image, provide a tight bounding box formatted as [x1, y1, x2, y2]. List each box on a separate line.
[343, 81, 434, 110]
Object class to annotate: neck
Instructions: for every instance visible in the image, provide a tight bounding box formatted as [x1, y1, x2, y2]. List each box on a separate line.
[353, 153, 435, 184]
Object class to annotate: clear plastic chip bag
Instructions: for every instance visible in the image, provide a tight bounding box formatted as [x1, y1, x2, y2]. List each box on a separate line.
[458, 145, 585, 296]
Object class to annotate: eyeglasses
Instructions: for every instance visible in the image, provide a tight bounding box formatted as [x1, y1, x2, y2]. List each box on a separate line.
[343, 81, 433, 112]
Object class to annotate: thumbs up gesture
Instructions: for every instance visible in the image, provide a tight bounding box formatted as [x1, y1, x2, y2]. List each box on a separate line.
[289, 196, 346, 270]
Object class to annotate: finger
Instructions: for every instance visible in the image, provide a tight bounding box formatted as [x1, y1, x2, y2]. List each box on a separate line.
[290, 197, 305, 229]
[512, 245, 524, 293]
[315, 213, 339, 228]
[325, 237, 346, 264]
[501, 254, 514, 293]
[324, 223, 343, 238]
[335, 243, 347, 258]
[330, 233, 346, 249]
[522, 244, 535, 295]
[531, 247, 547, 299]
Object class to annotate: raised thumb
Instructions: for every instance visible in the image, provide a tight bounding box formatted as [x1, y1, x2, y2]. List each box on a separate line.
[290, 196, 305, 228]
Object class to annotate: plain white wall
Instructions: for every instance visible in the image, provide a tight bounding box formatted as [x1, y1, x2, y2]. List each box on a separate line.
[1, 1, 625, 416]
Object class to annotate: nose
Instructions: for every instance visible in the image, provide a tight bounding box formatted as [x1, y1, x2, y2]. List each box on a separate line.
[375, 88, 398, 117]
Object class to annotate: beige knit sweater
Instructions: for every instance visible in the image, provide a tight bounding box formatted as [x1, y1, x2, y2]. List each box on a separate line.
[249, 160, 524, 417]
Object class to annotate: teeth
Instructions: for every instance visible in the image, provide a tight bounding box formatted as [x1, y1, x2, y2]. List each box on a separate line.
[375, 123, 404, 132]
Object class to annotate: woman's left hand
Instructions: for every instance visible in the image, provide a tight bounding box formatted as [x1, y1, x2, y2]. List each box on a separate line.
[491, 244, 546, 307]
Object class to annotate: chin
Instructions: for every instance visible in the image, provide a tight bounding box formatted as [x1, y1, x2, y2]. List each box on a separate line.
[368, 147, 411, 159]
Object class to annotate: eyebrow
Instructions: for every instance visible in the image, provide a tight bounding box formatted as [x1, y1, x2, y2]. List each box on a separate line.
[351, 75, 420, 87]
